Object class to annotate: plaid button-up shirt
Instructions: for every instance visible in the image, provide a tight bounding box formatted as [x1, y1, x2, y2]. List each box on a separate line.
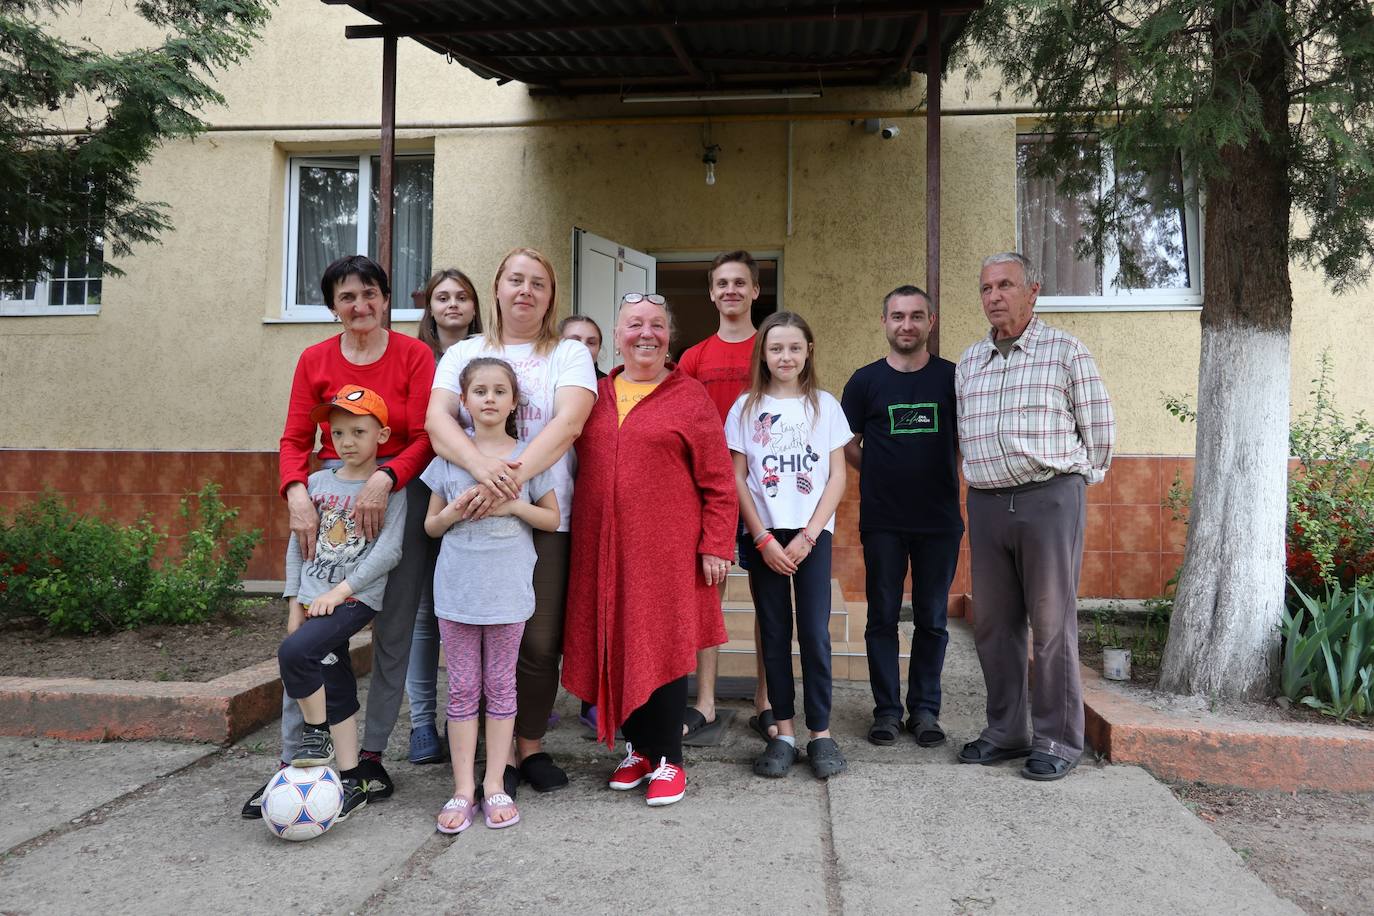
[954, 315, 1115, 489]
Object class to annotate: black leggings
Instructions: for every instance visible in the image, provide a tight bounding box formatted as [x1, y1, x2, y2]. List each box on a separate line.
[621, 676, 688, 765]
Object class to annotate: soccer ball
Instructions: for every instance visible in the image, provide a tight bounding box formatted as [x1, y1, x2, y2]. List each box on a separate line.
[261, 765, 344, 841]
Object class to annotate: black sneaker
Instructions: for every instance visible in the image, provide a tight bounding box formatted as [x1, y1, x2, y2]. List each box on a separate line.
[336, 776, 368, 822]
[356, 757, 394, 800]
[240, 773, 272, 819]
[291, 724, 334, 768]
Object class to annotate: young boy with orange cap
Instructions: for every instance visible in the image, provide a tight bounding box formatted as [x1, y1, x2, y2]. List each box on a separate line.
[275, 385, 408, 822]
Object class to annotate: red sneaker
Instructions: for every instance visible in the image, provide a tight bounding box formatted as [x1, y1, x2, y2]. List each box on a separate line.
[645, 758, 686, 807]
[608, 742, 655, 790]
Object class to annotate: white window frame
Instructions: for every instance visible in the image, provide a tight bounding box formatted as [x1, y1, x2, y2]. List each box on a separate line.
[1017, 135, 1204, 313]
[1, 230, 104, 317]
[0, 276, 101, 317]
[280, 153, 429, 322]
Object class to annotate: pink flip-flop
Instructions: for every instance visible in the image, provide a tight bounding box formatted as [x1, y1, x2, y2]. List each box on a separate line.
[482, 792, 521, 829]
[436, 796, 475, 834]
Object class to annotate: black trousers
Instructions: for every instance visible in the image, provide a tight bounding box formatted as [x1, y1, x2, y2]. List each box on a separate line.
[278, 599, 377, 726]
[861, 529, 963, 721]
[621, 676, 688, 765]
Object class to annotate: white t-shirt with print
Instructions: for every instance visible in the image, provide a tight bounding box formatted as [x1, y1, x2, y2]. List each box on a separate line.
[725, 391, 853, 533]
[434, 337, 597, 532]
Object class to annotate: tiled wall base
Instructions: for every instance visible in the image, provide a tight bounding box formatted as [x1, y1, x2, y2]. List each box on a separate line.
[0, 451, 1187, 600]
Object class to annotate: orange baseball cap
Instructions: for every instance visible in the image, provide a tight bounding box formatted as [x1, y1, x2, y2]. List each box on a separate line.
[309, 385, 390, 427]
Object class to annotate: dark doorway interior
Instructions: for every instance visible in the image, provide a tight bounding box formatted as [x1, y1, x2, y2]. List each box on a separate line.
[658, 258, 780, 362]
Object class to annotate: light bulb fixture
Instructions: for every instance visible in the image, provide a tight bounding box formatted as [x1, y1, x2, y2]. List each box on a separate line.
[702, 143, 720, 187]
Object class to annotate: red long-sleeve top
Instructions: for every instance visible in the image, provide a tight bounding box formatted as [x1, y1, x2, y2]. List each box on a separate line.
[278, 331, 436, 498]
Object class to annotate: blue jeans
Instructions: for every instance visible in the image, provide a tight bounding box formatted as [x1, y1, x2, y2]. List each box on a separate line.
[742, 530, 834, 733]
[861, 529, 962, 721]
[404, 574, 441, 729]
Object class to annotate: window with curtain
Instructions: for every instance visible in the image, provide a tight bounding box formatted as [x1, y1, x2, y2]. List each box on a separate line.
[1015, 134, 1201, 309]
[285, 153, 433, 318]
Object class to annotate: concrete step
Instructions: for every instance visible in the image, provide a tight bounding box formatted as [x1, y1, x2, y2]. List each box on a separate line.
[722, 600, 849, 643]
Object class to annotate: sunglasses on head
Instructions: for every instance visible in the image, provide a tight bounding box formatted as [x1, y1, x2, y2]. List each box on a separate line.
[621, 293, 666, 305]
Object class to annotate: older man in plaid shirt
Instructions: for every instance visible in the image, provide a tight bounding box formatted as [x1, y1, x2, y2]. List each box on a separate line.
[954, 252, 1115, 781]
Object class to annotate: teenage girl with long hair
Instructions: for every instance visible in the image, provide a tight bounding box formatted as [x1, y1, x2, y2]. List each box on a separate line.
[726, 311, 852, 781]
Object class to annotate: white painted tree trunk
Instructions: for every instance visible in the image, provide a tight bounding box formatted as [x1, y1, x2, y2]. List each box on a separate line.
[1159, 324, 1290, 699]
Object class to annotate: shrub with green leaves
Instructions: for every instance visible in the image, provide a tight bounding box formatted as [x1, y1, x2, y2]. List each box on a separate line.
[0, 484, 261, 634]
[1286, 355, 1374, 597]
[1281, 582, 1374, 720]
[1163, 352, 1374, 601]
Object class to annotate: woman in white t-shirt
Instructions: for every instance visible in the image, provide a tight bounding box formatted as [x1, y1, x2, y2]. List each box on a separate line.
[426, 247, 597, 795]
[726, 311, 852, 782]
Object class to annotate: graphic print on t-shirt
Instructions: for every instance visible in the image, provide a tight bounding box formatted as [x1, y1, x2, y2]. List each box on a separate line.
[306, 502, 366, 585]
[753, 412, 820, 498]
[888, 402, 939, 435]
[505, 354, 549, 441]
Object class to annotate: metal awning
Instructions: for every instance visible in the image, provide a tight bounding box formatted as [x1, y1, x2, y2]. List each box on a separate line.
[328, 1, 977, 97]
[328, 0, 979, 352]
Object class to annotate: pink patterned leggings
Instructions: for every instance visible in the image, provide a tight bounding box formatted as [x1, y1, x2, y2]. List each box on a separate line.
[437, 618, 526, 721]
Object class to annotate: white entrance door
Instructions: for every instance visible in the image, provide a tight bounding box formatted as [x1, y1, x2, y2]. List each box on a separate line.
[572, 227, 656, 374]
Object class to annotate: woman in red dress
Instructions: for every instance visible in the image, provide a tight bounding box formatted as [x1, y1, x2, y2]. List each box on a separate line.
[562, 293, 737, 807]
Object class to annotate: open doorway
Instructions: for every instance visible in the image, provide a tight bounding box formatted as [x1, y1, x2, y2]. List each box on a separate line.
[655, 253, 781, 362]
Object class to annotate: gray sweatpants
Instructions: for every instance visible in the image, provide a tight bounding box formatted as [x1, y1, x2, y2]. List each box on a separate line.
[280, 474, 430, 761]
[966, 473, 1086, 762]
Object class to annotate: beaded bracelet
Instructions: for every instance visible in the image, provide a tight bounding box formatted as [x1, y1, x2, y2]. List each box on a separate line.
[802, 531, 818, 547]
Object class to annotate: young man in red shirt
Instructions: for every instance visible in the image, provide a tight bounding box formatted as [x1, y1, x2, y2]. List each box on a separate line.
[677, 250, 775, 740]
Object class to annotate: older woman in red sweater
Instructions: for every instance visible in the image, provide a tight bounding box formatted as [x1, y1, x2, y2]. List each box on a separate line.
[562, 293, 737, 807]
[241, 254, 435, 820]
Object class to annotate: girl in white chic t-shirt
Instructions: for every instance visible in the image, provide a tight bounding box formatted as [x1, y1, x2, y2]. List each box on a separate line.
[725, 311, 852, 782]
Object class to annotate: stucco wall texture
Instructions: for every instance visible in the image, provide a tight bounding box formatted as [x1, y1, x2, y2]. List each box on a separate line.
[4, 1, 1369, 453]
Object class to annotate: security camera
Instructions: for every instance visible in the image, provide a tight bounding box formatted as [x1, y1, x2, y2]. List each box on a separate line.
[881, 125, 900, 140]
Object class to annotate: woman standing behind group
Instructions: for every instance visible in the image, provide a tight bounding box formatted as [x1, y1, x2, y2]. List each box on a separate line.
[425, 247, 597, 794]
[405, 268, 483, 766]
[562, 293, 737, 807]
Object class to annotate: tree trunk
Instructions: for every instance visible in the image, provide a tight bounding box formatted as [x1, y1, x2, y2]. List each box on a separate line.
[1158, 0, 1293, 699]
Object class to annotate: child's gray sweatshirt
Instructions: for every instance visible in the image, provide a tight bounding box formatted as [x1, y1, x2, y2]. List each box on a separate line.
[284, 469, 407, 611]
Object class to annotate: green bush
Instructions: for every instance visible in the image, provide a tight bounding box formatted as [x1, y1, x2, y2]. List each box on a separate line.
[1286, 355, 1374, 596]
[1163, 351, 1374, 602]
[1280, 582, 1374, 720]
[0, 484, 262, 634]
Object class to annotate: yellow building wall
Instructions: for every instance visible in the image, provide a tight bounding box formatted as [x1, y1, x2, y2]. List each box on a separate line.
[4, 0, 1369, 454]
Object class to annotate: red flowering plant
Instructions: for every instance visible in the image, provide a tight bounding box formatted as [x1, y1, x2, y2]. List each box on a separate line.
[1286, 356, 1374, 600]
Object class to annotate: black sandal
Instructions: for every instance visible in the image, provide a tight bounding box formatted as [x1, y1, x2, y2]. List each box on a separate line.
[957, 738, 1033, 765]
[517, 752, 568, 792]
[1021, 751, 1078, 781]
[867, 716, 903, 746]
[806, 737, 848, 779]
[906, 712, 947, 748]
[753, 737, 798, 778]
[748, 709, 778, 742]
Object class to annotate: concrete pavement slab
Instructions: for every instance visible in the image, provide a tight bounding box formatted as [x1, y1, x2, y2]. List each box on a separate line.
[0, 752, 436, 916]
[365, 760, 830, 916]
[828, 762, 1300, 915]
[0, 737, 212, 853]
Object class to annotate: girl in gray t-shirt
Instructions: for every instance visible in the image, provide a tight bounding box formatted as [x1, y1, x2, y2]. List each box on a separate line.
[421, 358, 559, 834]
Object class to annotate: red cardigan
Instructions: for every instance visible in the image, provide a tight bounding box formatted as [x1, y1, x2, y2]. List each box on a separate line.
[278, 331, 436, 498]
[562, 367, 738, 747]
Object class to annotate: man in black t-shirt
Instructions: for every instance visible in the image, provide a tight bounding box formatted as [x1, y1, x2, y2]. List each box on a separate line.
[841, 285, 964, 749]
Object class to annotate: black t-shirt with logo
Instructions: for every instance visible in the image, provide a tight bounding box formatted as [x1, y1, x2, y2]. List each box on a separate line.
[840, 356, 964, 534]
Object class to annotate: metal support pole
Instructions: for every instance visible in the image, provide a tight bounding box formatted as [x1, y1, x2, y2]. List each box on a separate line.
[379, 33, 397, 327]
[925, 7, 942, 356]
